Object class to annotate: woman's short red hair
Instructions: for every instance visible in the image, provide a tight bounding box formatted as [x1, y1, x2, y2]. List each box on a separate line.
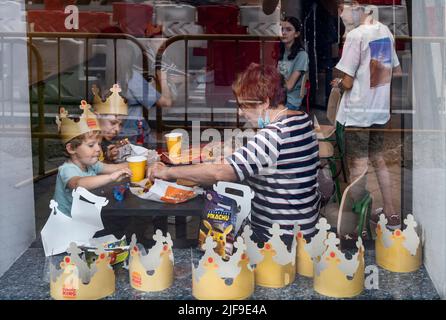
[232, 63, 286, 108]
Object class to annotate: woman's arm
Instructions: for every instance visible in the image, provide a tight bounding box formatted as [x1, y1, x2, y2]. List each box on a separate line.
[148, 162, 238, 186]
[285, 70, 302, 91]
[155, 70, 172, 108]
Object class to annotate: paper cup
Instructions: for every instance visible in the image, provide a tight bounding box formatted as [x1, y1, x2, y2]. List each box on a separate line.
[127, 156, 147, 182]
[165, 132, 182, 159]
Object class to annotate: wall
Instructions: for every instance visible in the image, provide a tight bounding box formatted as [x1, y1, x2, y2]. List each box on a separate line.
[412, 0, 446, 299]
[0, 0, 36, 277]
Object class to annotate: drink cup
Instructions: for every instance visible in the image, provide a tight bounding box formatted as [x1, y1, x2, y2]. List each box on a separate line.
[165, 132, 182, 159]
[127, 155, 147, 182]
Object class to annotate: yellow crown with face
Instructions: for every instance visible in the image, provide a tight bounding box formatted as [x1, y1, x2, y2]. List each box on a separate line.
[243, 224, 299, 289]
[375, 214, 422, 273]
[192, 236, 255, 300]
[128, 231, 174, 292]
[49, 243, 115, 300]
[313, 233, 365, 298]
[92, 84, 128, 116]
[56, 101, 101, 144]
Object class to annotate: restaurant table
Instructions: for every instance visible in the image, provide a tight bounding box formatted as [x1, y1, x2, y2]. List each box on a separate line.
[94, 183, 205, 248]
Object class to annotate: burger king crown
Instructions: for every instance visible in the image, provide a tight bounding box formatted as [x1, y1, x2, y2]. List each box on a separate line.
[92, 84, 128, 116]
[375, 214, 422, 273]
[192, 235, 255, 300]
[128, 231, 174, 292]
[242, 223, 299, 289]
[55, 100, 101, 144]
[49, 242, 115, 300]
[313, 233, 365, 298]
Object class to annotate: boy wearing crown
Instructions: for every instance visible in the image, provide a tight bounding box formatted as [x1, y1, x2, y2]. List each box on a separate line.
[92, 84, 130, 163]
[53, 100, 132, 216]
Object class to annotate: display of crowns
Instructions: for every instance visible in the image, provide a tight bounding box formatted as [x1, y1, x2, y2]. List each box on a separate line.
[92, 84, 128, 116]
[55, 101, 101, 144]
[128, 230, 174, 292]
[313, 233, 365, 298]
[243, 223, 299, 288]
[375, 214, 422, 273]
[192, 236, 255, 300]
[49, 243, 115, 300]
[296, 218, 331, 278]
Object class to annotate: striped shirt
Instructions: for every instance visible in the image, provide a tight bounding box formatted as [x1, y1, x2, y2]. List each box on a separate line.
[226, 113, 321, 244]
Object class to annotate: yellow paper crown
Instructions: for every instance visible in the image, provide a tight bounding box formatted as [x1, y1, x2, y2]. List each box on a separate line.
[192, 236, 255, 300]
[296, 217, 331, 278]
[56, 101, 101, 144]
[49, 243, 115, 300]
[313, 233, 365, 298]
[243, 224, 298, 289]
[92, 84, 128, 116]
[128, 231, 174, 292]
[375, 214, 422, 273]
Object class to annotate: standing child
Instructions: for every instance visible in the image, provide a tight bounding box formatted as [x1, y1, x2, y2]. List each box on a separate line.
[54, 100, 132, 216]
[92, 84, 130, 163]
[278, 16, 309, 111]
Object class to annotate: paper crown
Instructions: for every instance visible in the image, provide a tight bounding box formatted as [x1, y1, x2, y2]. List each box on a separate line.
[56, 101, 101, 144]
[296, 218, 331, 278]
[243, 224, 298, 288]
[313, 233, 365, 298]
[192, 236, 255, 300]
[375, 214, 422, 273]
[128, 231, 174, 292]
[49, 243, 115, 300]
[92, 84, 128, 116]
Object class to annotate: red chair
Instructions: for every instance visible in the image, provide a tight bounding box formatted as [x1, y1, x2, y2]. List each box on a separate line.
[112, 2, 153, 36]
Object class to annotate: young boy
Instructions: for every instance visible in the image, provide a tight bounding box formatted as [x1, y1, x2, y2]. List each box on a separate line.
[54, 100, 132, 216]
[92, 84, 130, 163]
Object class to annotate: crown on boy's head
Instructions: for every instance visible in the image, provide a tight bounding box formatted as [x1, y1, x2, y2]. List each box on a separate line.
[92, 84, 128, 116]
[56, 100, 101, 144]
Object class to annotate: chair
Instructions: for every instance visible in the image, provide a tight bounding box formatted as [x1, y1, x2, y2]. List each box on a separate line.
[321, 167, 373, 241]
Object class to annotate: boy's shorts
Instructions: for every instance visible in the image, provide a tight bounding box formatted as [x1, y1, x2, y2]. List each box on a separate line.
[345, 123, 387, 159]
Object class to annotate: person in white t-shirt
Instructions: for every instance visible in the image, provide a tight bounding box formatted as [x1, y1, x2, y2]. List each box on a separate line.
[331, 2, 402, 230]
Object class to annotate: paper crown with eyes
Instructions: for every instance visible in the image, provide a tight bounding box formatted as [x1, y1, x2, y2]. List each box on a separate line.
[55, 101, 101, 144]
[49, 243, 115, 300]
[192, 235, 255, 300]
[313, 233, 365, 298]
[91, 84, 128, 116]
[375, 214, 422, 273]
[128, 231, 174, 292]
[243, 223, 299, 288]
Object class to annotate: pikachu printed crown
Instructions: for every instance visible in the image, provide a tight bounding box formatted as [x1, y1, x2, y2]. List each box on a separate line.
[296, 217, 331, 278]
[375, 214, 422, 273]
[92, 84, 128, 116]
[56, 101, 101, 144]
[49, 243, 115, 300]
[128, 231, 174, 292]
[313, 233, 365, 298]
[243, 223, 299, 288]
[192, 236, 255, 300]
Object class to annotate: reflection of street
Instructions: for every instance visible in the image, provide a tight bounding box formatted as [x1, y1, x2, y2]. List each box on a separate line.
[370, 59, 392, 88]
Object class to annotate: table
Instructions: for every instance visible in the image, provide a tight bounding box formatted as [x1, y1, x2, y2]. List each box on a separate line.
[94, 183, 205, 248]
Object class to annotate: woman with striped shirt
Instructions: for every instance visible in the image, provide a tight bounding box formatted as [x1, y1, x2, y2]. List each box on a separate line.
[148, 63, 321, 247]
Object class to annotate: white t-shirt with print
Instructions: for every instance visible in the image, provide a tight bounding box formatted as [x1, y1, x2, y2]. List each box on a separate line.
[335, 21, 400, 127]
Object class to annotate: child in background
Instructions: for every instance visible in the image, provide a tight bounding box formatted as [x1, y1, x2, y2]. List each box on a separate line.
[92, 84, 130, 163]
[278, 16, 309, 111]
[53, 100, 132, 216]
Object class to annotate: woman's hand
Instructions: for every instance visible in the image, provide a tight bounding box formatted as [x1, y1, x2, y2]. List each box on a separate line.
[109, 168, 132, 182]
[147, 162, 170, 182]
